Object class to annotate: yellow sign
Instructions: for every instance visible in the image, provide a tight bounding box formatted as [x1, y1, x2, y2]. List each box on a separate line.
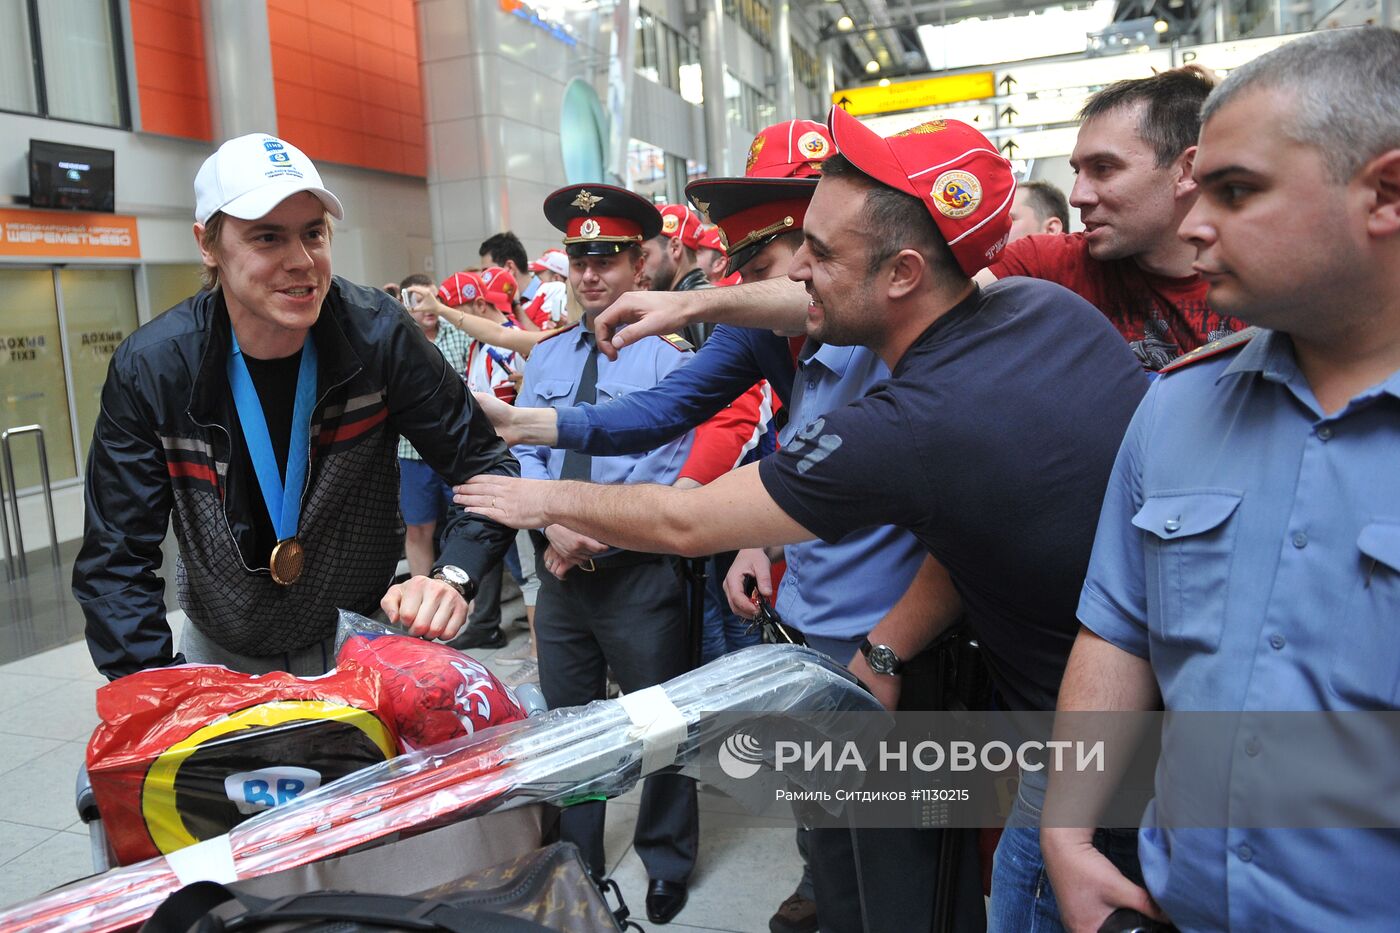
[833, 72, 996, 117]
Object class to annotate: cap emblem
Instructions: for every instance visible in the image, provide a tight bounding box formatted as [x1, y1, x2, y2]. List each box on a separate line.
[580, 218, 601, 239]
[895, 120, 948, 137]
[572, 189, 604, 212]
[463, 284, 478, 300]
[931, 170, 982, 219]
[797, 131, 828, 159]
[662, 213, 680, 235]
[745, 135, 766, 175]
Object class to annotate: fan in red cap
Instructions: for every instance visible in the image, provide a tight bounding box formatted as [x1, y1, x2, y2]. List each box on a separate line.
[744, 118, 834, 179]
[695, 225, 738, 286]
[824, 106, 1015, 276]
[479, 266, 518, 317]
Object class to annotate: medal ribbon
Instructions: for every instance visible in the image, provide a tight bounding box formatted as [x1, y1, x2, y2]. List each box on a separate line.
[227, 328, 318, 541]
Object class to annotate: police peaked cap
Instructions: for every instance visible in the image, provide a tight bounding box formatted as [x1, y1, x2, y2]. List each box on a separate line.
[684, 177, 818, 274]
[543, 184, 663, 258]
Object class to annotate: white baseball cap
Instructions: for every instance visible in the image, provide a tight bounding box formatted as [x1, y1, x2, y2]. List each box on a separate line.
[529, 248, 569, 278]
[194, 133, 344, 225]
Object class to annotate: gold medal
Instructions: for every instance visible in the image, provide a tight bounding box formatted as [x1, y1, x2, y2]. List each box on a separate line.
[269, 537, 304, 586]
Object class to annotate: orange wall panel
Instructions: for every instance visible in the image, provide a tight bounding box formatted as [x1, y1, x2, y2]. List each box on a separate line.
[269, 0, 426, 177]
[130, 0, 211, 141]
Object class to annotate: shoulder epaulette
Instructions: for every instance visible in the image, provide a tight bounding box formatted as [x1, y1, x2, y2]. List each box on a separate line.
[660, 332, 694, 352]
[1159, 326, 1260, 375]
[538, 322, 580, 343]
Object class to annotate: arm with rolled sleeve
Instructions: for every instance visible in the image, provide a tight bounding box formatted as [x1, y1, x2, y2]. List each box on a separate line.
[556, 325, 785, 456]
[1075, 382, 1163, 657]
[72, 354, 177, 679]
[385, 313, 519, 583]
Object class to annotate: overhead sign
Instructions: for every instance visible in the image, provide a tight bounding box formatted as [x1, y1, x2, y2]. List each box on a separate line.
[861, 104, 997, 136]
[834, 72, 995, 117]
[0, 208, 140, 259]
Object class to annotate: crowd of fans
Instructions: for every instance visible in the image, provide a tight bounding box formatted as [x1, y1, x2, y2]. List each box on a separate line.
[72, 26, 1400, 933]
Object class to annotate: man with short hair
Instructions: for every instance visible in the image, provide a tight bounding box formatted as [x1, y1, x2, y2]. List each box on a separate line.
[521, 183, 700, 925]
[981, 66, 1244, 369]
[457, 109, 1150, 926]
[73, 133, 517, 679]
[480, 231, 537, 330]
[1007, 180, 1069, 241]
[643, 203, 712, 347]
[1042, 27, 1400, 933]
[397, 271, 475, 579]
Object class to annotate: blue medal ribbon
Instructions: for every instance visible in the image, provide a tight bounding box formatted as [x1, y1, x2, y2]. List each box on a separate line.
[227, 328, 318, 541]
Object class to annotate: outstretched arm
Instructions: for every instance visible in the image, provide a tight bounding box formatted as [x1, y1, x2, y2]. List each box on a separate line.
[594, 276, 809, 359]
[454, 461, 815, 557]
[405, 285, 564, 357]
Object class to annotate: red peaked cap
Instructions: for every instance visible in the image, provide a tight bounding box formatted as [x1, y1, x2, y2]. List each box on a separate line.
[825, 105, 1015, 277]
[437, 271, 486, 308]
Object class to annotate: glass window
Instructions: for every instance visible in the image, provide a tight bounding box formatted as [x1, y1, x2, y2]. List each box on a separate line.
[3, 0, 127, 127]
[627, 138, 669, 202]
[145, 264, 204, 319]
[59, 269, 138, 464]
[0, 269, 77, 486]
[0, 0, 39, 114]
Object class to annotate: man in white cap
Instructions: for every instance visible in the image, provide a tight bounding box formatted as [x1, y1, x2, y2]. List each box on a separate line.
[72, 133, 519, 679]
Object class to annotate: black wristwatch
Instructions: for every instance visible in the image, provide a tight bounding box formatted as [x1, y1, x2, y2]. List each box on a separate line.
[431, 564, 477, 601]
[860, 638, 904, 675]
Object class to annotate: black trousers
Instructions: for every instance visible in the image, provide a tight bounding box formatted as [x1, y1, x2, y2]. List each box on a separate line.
[533, 553, 699, 883]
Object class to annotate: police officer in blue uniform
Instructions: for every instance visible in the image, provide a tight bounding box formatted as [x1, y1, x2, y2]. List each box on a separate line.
[517, 184, 698, 924]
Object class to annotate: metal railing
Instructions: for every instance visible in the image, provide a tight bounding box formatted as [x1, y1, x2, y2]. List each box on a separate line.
[0, 425, 60, 580]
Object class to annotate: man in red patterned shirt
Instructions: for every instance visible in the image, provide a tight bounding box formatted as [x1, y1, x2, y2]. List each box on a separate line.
[979, 66, 1245, 370]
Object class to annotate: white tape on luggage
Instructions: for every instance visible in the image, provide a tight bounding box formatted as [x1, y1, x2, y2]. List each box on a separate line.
[617, 685, 687, 775]
[165, 834, 238, 885]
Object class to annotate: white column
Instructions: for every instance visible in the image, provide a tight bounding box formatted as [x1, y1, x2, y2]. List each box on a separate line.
[200, 0, 278, 141]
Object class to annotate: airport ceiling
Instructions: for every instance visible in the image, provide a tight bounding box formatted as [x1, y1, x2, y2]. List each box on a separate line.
[807, 0, 1155, 79]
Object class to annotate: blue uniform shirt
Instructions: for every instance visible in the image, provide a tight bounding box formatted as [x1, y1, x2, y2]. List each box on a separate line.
[513, 323, 694, 486]
[776, 342, 925, 640]
[1079, 330, 1400, 931]
[555, 324, 795, 455]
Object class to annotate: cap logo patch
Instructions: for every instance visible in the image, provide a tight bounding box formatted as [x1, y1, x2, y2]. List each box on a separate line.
[931, 170, 982, 219]
[745, 135, 766, 175]
[662, 213, 680, 235]
[572, 189, 603, 212]
[580, 218, 601, 239]
[895, 120, 948, 137]
[797, 131, 828, 159]
[463, 284, 478, 300]
[263, 140, 284, 151]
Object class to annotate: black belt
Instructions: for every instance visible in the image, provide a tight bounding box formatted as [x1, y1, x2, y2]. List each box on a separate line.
[576, 550, 671, 572]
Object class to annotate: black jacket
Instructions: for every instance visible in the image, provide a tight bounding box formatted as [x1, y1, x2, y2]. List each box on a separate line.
[73, 277, 519, 678]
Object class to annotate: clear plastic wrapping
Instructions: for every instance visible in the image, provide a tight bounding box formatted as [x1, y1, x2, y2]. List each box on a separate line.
[0, 644, 880, 933]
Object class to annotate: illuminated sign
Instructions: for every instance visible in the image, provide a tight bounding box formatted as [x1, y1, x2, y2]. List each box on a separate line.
[834, 72, 996, 117]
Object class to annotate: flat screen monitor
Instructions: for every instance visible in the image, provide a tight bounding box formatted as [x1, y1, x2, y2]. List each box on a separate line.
[28, 140, 116, 212]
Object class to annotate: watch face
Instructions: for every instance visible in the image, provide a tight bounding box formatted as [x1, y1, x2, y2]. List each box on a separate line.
[440, 565, 470, 586]
[868, 644, 899, 675]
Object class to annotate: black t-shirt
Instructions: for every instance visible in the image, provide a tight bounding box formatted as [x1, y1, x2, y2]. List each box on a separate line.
[758, 278, 1149, 711]
[235, 350, 303, 562]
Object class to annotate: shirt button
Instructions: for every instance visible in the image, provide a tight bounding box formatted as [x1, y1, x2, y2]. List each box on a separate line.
[1238, 844, 1254, 862]
[1292, 532, 1308, 549]
[1269, 634, 1286, 650]
[1245, 739, 1261, 757]
[1164, 517, 1182, 533]
[1317, 425, 1333, 441]
[806, 379, 816, 389]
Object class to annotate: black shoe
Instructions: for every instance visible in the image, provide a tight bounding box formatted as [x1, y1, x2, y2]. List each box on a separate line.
[769, 889, 818, 933]
[645, 879, 688, 924]
[446, 626, 506, 650]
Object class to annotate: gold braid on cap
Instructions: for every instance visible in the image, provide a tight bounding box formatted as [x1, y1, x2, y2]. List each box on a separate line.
[728, 215, 796, 253]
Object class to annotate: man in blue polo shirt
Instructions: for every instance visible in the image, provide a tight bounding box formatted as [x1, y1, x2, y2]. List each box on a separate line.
[1041, 28, 1400, 933]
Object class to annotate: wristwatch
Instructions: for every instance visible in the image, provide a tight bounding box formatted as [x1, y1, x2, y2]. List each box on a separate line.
[431, 565, 477, 601]
[860, 638, 904, 675]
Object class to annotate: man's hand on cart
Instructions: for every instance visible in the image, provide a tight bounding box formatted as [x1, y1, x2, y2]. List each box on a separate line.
[381, 575, 471, 640]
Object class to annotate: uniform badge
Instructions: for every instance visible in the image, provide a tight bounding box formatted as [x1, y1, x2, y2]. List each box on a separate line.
[930, 170, 982, 219]
[797, 131, 828, 160]
[662, 213, 680, 235]
[692, 197, 711, 221]
[580, 218, 601, 239]
[572, 189, 603, 212]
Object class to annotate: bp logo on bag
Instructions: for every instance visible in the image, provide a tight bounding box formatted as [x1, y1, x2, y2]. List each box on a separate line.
[224, 766, 324, 815]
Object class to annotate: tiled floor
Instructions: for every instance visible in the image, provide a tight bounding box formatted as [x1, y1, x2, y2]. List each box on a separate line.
[0, 600, 803, 931]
